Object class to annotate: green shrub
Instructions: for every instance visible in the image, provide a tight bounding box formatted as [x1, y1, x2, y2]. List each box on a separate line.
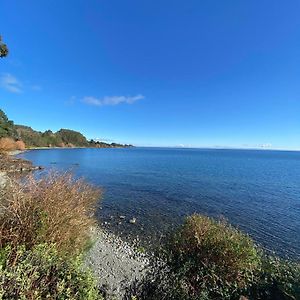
[248, 255, 300, 300]
[164, 214, 261, 299]
[0, 243, 102, 300]
[127, 214, 300, 300]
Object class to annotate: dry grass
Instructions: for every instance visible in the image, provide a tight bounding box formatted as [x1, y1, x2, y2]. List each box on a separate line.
[0, 137, 26, 152]
[0, 172, 101, 256]
[15, 140, 26, 150]
[0, 137, 17, 152]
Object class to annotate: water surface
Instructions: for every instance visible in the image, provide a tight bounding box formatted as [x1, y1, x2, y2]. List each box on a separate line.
[19, 148, 300, 258]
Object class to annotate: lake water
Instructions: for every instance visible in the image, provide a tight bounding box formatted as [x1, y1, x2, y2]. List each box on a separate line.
[19, 148, 300, 259]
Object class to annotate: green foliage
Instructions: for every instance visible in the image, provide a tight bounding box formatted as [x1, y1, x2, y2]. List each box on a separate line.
[15, 125, 48, 147]
[15, 126, 89, 148]
[15, 125, 64, 147]
[164, 214, 261, 299]
[41, 129, 63, 147]
[0, 36, 8, 58]
[128, 214, 300, 300]
[0, 110, 18, 139]
[0, 244, 102, 299]
[56, 129, 89, 147]
[89, 139, 133, 148]
[248, 255, 300, 300]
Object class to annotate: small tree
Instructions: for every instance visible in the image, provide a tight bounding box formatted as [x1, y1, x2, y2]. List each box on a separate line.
[0, 35, 8, 58]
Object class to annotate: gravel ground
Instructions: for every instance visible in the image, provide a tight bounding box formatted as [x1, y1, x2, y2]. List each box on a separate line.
[85, 227, 150, 299]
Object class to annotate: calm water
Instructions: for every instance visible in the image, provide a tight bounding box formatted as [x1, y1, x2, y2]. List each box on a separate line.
[19, 148, 300, 258]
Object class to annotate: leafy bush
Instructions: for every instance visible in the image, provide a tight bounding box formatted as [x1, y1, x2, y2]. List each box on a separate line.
[127, 214, 300, 300]
[164, 214, 260, 299]
[0, 243, 102, 299]
[248, 255, 300, 300]
[0, 172, 101, 256]
[128, 214, 261, 300]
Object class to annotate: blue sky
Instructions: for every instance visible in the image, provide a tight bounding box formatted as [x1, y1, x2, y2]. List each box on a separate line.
[1, 1, 300, 149]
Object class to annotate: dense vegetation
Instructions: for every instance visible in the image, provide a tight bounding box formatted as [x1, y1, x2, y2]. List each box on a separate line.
[0, 109, 132, 149]
[0, 172, 103, 299]
[128, 214, 300, 300]
[0, 110, 18, 140]
[0, 244, 100, 299]
[0, 36, 8, 58]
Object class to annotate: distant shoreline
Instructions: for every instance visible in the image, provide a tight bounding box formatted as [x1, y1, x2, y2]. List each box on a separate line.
[10, 145, 133, 155]
[13, 146, 300, 155]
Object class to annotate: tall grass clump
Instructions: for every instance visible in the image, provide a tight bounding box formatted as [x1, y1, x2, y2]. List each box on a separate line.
[0, 171, 101, 256]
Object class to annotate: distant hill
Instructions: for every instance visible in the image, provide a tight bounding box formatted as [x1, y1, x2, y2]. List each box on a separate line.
[0, 109, 132, 149]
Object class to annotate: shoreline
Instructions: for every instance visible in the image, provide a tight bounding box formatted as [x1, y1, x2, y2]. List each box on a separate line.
[8, 149, 27, 156]
[10, 146, 132, 154]
[0, 151, 42, 173]
[1, 149, 151, 300]
[86, 227, 150, 299]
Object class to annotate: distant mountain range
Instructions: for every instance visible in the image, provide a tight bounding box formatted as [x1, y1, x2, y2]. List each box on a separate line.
[0, 109, 132, 148]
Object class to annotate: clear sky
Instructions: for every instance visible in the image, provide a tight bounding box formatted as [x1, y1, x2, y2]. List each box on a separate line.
[1, 1, 300, 149]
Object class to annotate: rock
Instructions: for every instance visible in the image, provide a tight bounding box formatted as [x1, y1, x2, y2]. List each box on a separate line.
[0, 171, 8, 188]
[119, 215, 125, 219]
[129, 217, 136, 224]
